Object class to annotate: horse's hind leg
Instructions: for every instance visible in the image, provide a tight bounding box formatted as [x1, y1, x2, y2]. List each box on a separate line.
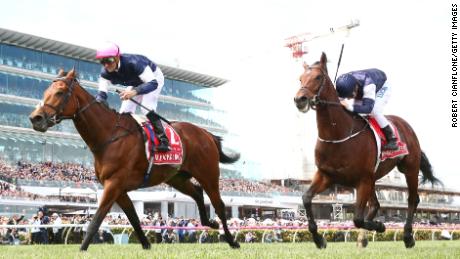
[206, 189, 239, 248]
[399, 164, 420, 248]
[116, 192, 151, 249]
[303, 171, 331, 249]
[196, 167, 239, 249]
[166, 172, 219, 229]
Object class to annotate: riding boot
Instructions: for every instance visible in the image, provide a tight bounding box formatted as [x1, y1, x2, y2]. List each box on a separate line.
[146, 111, 171, 152]
[381, 125, 398, 151]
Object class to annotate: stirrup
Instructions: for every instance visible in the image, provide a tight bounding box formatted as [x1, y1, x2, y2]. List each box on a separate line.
[382, 141, 398, 151]
[154, 141, 171, 152]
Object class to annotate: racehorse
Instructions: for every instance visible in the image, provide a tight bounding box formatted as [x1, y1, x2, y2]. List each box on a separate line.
[293, 53, 441, 249]
[29, 69, 241, 250]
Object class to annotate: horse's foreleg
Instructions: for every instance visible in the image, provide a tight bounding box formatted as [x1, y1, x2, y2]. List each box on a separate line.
[80, 180, 121, 251]
[365, 192, 380, 221]
[357, 191, 383, 248]
[303, 172, 330, 249]
[403, 173, 420, 248]
[116, 192, 151, 249]
[354, 181, 385, 233]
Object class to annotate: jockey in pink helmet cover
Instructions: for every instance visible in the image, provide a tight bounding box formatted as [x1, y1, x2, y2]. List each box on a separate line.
[95, 42, 170, 152]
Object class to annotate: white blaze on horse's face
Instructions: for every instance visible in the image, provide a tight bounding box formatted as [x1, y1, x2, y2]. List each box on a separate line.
[294, 65, 317, 113]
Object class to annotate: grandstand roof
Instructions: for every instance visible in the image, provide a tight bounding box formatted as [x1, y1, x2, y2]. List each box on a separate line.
[0, 27, 228, 88]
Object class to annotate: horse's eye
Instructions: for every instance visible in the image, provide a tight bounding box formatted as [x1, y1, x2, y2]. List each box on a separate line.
[315, 75, 322, 80]
[55, 91, 64, 97]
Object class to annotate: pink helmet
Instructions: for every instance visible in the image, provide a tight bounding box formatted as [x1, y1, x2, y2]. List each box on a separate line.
[95, 42, 120, 59]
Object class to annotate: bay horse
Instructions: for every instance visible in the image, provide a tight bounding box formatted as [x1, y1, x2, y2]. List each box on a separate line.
[29, 69, 241, 250]
[293, 53, 441, 249]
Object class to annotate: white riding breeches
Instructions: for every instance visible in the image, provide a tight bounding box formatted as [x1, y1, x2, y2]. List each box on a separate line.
[119, 69, 164, 115]
[371, 82, 391, 128]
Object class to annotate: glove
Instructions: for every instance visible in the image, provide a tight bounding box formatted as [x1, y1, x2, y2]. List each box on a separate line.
[95, 91, 109, 107]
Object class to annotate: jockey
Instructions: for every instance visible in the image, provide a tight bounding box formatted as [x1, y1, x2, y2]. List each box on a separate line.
[336, 69, 398, 151]
[94, 42, 170, 152]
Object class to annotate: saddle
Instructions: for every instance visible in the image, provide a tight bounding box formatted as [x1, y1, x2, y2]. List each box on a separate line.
[131, 114, 183, 166]
[367, 116, 409, 162]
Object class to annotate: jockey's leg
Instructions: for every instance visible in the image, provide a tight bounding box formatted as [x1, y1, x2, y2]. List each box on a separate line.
[142, 88, 170, 152]
[371, 84, 397, 150]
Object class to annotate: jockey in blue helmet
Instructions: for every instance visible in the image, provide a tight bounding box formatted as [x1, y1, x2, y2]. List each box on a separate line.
[336, 69, 398, 151]
[95, 42, 170, 152]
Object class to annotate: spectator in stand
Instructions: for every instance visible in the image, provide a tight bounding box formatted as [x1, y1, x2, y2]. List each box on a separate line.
[4, 214, 24, 245]
[38, 209, 49, 244]
[51, 213, 63, 244]
[187, 219, 197, 243]
[244, 231, 255, 243]
[177, 218, 186, 243]
[30, 214, 41, 244]
[153, 216, 164, 243]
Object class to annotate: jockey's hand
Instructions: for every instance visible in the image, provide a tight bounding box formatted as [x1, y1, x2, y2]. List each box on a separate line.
[340, 99, 354, 111]
[119, 89, 137, 100]
[340, 100, 348, 106]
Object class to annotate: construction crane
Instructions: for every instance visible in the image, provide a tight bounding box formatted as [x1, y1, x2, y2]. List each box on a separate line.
[285, 20, 360, 59]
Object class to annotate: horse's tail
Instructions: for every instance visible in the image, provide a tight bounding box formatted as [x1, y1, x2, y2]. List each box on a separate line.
[211, 134, 240, 164]
[420, 151, 442, 186]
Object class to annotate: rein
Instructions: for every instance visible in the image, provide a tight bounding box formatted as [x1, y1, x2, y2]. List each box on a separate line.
[303, 66, 368, 143]
[90, 113, 136, 153]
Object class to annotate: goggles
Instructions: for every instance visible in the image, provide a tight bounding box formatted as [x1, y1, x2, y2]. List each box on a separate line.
[99, 57, 116, 65]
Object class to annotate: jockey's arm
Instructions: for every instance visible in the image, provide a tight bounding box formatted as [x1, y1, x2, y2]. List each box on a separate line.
[96, 77, 111, 101]
[134, 66, 159, 95]
[341, 84, 376, 114]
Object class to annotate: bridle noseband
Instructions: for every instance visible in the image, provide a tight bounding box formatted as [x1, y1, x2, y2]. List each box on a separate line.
[41, 77, 96, 125]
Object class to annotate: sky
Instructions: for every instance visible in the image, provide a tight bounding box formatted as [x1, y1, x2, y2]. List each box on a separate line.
[1, 0, 458, 187]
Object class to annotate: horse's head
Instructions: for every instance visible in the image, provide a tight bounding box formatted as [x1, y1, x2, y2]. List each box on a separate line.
[293, 52, 329, 113]
[29, 69, 81, 132]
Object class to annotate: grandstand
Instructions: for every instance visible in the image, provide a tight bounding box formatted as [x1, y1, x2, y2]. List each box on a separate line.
[0, 27, 459, 227]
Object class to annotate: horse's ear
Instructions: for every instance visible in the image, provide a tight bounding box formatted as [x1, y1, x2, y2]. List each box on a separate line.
[320, 52, 328, 73]
[67, 68, 76, 79]
[303, 61, 309, 71]
[57, 69, 65, 77]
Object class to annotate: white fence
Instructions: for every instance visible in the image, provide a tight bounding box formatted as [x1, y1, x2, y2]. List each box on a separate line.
[1, 224, 459, 245]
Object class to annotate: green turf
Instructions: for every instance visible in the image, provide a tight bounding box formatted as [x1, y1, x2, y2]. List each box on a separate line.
[0, 241, 459, 259]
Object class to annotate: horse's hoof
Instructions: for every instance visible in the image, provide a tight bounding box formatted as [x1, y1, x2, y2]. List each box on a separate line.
[314, 237, 327, 249]
[208, 219, 220, 229]
[376, 222, 386, 233]
[230, 241, 240, 249]
[142, 242, 151, 250]
[404, 235, 415, 248]
[357, 238, 368, 248]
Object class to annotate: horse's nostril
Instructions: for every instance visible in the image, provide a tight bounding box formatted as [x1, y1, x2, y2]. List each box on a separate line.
[295, 96, 307, 103]
[30, 115, 44, 124]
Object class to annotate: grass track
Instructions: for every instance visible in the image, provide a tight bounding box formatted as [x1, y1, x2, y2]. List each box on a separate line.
[1, 241, 460, 259]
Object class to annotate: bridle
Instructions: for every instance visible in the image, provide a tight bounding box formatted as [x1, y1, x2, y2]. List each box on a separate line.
[300, 66, 368, 143]
[299, 66, 342, 110]
[41, 77, 96, 125]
